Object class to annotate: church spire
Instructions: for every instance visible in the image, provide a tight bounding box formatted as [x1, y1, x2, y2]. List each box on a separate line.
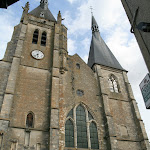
[40, 0, 48, 10]
[91, 15, 99, 32]
[88, 15, 125, 71]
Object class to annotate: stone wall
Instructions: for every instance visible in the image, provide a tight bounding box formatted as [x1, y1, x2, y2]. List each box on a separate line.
[0, 61, 11, 111]
[3, 24, 22, 62]
[59, 54, 107, 150]
[96, 65, 150, 149]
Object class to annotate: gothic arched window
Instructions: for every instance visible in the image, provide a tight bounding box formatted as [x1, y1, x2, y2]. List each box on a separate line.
[26, 112, 34, 128]
[65, 119, 74, 147]
[65, 104, 99, 149]
[108, 75, 119, 93]
[90, 122, 99, 149]
[41, 31, 47, 46]
[76, 105, 88, 148]
[32, 29, 39, 44]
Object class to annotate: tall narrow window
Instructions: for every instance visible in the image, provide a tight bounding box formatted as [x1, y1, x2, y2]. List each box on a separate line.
[108, 75, 119, 93]
[90, 122, 99, 149]
[32, 29, 39, 44]
[0, 133, 3, 150]
[76, 105, 88, 148]
[65, 119, 74, 147]
[41, 32, 47, 46]
[26, 113, 34, 128]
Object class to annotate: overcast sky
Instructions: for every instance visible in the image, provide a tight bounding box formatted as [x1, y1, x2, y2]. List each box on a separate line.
[0, 0, 149, 140]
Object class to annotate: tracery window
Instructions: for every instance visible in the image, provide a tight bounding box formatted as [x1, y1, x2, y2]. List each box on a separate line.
[26, 112, 34, 128]
[108, 75, 119, 93]
[41, 31, 47, 46]
[32, 29, 39, 44]
[65, 104, 99, 149]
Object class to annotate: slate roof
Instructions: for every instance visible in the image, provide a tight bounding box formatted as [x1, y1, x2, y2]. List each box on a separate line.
[88, 16, 125, 71]
[29, 1, 56, 22]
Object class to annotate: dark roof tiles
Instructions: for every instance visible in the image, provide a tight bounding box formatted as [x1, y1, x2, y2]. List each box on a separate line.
[88, 16, 125, 71]
[29, 1, 56, 22]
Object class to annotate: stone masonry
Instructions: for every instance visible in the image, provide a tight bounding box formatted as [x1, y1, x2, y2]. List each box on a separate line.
[0, 1, 149, 150]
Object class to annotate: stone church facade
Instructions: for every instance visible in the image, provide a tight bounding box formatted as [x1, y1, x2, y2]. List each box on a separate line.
[0, 0, 149, 150]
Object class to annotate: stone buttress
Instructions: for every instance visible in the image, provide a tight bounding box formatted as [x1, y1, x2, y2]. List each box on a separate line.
[0, 1, 149, 150]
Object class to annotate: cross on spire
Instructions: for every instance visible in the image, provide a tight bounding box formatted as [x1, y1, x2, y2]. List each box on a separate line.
[90, 6, 94, 16]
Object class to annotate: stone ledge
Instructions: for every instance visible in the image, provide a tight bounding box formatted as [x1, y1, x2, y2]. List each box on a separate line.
[9, 126, 49, 132]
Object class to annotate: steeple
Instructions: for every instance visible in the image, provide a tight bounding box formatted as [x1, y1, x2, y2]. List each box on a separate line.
[88, 15, 125, 71]
[29, 0, 56, 22]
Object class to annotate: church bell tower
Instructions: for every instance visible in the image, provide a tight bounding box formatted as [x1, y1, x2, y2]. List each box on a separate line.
[0, 0, 67, 149]
[0, 1, 149, 150]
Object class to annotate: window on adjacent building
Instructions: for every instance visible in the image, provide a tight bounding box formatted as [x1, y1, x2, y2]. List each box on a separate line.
[26, 112, 34, 128]
[41, 32, 47, 46]
[32, 29, 39, 44]
[108, 75, 119, 93]
[65, 104, 99, 149]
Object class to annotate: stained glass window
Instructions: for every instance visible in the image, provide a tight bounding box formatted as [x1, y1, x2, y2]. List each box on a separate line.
[65, 119, 74, 147]
[65, 105, 99, 149]
[88, 112, 94, 120]
[67, 109, 73, 119]
[90, 122, 99, 149]
[76, 105, 88, 148]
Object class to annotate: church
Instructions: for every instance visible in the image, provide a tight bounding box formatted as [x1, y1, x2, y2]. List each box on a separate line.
[0, 0, 149, 150]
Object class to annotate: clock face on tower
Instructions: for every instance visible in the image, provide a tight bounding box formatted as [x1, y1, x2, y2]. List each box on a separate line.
[31, 50, 44, 60]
